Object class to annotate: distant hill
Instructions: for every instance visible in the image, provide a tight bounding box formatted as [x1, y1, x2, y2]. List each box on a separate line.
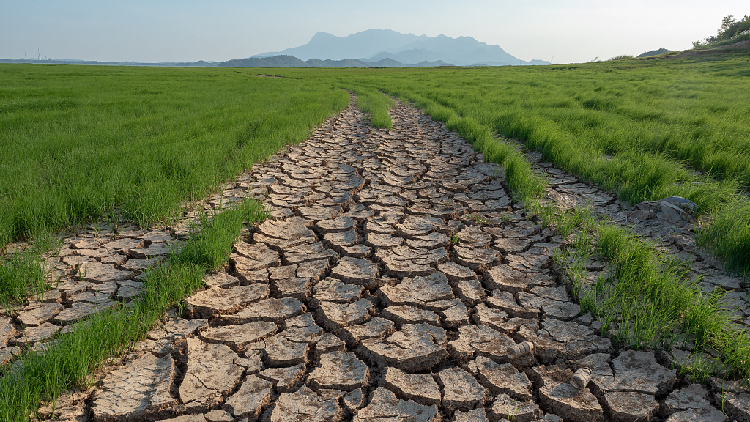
[218, 55, 450, 68]
[251, 29, 548, 66]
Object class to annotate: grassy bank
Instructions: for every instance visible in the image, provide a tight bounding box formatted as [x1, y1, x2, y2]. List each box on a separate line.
[0, 199, 266, 421]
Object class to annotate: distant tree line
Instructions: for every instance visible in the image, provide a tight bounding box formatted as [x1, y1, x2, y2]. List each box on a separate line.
[694, 15, 750, 47]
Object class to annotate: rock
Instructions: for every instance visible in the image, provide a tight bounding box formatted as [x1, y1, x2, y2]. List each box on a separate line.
[472, 356, 532, 401]
[330, 257, 379, 288]
[259, 364, 305, 392]
[270, 385, 344, 422]
[179, 338, 246, 411]
[488, 393, 542, 422]
[438, 367, 487, 411]
[18, 303, 62, 327]
[221, 297, 304, 323]
[200, 321, 277, 351]
[308, 352, 370, 390]
[187, 284, 269, 318]
[353, 387, 440, 422]
[224, 374, 272, 419]
[360, 323, 447, 371]
[92, 353, 176, 421]
[384, 366, 442, 406]
[604, 391, 658, 422]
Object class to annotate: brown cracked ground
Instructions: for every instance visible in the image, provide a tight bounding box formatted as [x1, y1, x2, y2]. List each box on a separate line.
[19, 95, 750, 422]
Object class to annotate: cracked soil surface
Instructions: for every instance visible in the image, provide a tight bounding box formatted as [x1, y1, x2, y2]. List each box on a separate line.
[17, 95, 750, 422]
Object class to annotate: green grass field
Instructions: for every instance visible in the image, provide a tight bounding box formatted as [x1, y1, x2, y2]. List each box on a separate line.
[0, 65, 348, 247]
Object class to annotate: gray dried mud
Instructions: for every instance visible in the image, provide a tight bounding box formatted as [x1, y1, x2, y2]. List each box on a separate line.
[11, 95, 749, 422]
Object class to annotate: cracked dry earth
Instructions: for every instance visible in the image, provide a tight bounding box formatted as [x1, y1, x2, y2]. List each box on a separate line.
[38, 96, 749, 422]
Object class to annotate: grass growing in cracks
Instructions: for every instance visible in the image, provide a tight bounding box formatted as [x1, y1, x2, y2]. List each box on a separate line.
[0, 199, 266, 421]
[0, 231, 59, 307]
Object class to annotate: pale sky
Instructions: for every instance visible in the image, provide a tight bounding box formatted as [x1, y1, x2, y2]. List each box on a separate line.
[0, 0, 745, 64]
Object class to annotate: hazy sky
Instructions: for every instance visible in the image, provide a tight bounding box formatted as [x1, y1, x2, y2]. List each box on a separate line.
[1, 0, 745, 64]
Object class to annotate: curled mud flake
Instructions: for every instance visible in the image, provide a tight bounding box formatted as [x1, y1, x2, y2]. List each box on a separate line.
[339, 317, 396, 346]
[604, 391, 659, 422]
[179, 337, 246, 411]
[379, 272, 454, 307]
[270, 385, 344, 422]
[18, 303, 62, 327]
[308, 351, 370, 391]
[488, 393, 542, 422]
[312, 277, 364, 304]
[360, 323, 447, 372]
[532, 365, 604, 422]
[316, 216, 356, 233]
[224, 374, 272, 419]
[472, 356, 533, 401]
[384, 366, 441, 406]
[353, 387, 440, 422]
[199, 321, 277, 351]
[284, 242, 337, 264]
[317, 298, 374, 331]
[259, 363, 306, 393]
[232, 243, 280, 272]
[329, 256, 380, 288]
[570, 367, 592, 389]
[221, 297, 305, 324]
[92, 353, 177, 421]
[448, 324, 516, 362]
[187, 284, 269, 318]
[484, 265, 529, 293]
[382, 305, 440, 326]
[438, 367, 487, 411]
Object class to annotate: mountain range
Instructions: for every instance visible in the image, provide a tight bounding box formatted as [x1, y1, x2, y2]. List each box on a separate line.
[252, 29, 548, 66]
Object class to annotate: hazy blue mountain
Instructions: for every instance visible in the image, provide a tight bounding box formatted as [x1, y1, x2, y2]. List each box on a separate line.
[254, 29, 426, 61]
[252, 29, 548, 66]
[218, 55, 450, 68]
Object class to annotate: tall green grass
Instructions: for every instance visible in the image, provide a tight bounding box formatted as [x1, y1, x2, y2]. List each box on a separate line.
[0, 65, 348, 247]
[0, 199, 266, 422]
